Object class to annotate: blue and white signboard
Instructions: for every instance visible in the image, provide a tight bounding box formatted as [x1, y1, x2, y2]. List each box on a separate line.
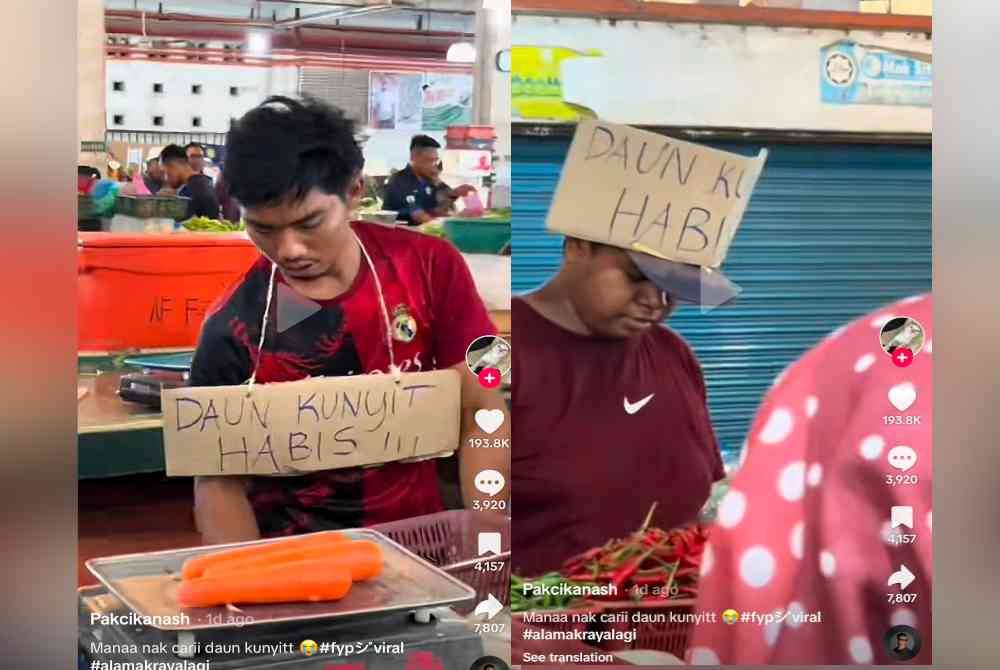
[820, 40, 931, 108]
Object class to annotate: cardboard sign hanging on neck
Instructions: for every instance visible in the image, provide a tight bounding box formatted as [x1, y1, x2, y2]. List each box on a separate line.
[161, 369, 461, 476]
[546, 120, 768, 268]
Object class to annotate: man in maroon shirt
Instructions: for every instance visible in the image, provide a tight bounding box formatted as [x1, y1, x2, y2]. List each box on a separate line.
[190, 96, 509, 542]
[512, 237, 725, 577]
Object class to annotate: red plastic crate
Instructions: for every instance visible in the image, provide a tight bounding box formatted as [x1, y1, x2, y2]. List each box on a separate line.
[369, 510, 510, 614]
[78, 232, 259, 352]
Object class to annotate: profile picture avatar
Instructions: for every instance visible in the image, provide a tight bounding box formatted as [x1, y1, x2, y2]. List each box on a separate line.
[879, 316, 926, 357]
[883, 625, 921, 661]
[470, 656, 509, 670]
[466, 335, 512, 377]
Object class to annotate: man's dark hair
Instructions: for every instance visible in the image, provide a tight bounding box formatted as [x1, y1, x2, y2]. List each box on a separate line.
[897, 633, 909, 641]
[146, 156, 159, 166]
[410, 134, 441, 152]
[78, 165, 100, 179]
[224, 95, 364, 207]
[159, 144, 189, 166]
[184, 141, 204, 154]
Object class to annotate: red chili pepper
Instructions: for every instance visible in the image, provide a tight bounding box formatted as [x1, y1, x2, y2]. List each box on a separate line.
[567, 546, 603, 564]
[610, 558, 643, 592]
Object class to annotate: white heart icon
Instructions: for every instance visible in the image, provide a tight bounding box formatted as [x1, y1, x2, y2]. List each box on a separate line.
[475, 409, 505, 434]
[888, 383, 917, 412]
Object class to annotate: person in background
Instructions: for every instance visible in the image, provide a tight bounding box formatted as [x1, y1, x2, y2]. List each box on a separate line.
[511, 237, 725, 578]
[141, 157, 164, 194]
[185, 142, 207, 174]
[382, 135, 476, 225]
[688, 294, 932, 665]
[214, 166, 242, 224]
[159, 144, 220, 220]
[107, 160, 125, 182]
[189, 96, 509, 543]
[371, 76, 397, 129]
[77, 165, 100, 195]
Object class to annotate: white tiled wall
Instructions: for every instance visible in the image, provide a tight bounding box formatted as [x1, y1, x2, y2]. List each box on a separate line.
[106, 61, 298, 133]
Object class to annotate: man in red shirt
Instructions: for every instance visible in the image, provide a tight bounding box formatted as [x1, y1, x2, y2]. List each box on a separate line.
[512, 238, 725, 577]
[190, 96, 509, 542]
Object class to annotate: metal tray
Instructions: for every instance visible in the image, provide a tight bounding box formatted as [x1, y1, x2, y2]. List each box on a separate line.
[84, 529, 476, 631]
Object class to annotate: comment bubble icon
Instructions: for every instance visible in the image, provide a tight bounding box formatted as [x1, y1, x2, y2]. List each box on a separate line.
[887, 446, 917, 472]
[475, 470, 505, 497]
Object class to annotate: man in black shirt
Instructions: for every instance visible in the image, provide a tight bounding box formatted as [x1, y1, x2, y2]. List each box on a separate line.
[160, 144, 220, 220]
[382, 135, 476, 225]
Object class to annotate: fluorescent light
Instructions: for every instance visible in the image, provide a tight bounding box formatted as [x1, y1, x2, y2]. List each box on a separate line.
[446, 42, 476, 63]
[247, 32, 270, 56]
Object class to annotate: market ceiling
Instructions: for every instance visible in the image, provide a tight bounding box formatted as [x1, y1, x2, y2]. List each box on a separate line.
[104, 1, 484, 58]
[104, 1, 482, 24]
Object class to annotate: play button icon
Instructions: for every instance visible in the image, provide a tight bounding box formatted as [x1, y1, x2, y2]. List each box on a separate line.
[275, 281, 323, 333]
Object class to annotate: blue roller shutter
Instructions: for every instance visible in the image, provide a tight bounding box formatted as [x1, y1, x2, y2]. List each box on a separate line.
[512, 136, 931, 467]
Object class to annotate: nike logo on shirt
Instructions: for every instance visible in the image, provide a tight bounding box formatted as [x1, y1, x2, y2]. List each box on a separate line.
[624, 393, 655, 415]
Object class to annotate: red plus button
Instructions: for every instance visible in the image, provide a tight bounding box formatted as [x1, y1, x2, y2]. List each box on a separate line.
[478, 367, 502, 389]
[892, 347, 914, 368]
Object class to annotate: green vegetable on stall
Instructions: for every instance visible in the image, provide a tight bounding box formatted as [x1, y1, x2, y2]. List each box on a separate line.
[183, 216, 245, 232]
[417, 221, 448, 239]
[482, 208, 512, 222]
[357, 196, 384, 214]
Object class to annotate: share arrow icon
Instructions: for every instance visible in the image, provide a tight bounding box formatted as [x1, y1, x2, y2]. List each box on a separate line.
[474, 594, 504, 620]
[887, 564, 916, 591]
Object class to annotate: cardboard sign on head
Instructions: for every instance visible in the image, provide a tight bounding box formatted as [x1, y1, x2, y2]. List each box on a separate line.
[547, 120, 768, 269]
[546, 120, 767, 310]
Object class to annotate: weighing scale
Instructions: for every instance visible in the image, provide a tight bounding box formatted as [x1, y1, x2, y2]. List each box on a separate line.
[117, 353, 194, 409]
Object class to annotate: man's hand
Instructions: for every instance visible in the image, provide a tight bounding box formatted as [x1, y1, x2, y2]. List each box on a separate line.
[448, 184, 478, 199]
[193, 476, 261, 545]
[410, 209, 435, 225]
[451, 361, 510, 512]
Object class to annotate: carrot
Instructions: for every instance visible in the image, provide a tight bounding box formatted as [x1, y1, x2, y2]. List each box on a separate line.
[177, 559, 353, 608]
[203, 540, 384, 582]
[181, 532, 348, 581]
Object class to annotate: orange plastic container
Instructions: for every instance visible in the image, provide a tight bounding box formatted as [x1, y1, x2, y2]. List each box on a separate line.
[78, 232, 260, 353]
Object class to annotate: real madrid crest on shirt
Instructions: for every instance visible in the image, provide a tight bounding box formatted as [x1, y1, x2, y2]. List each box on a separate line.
[392, 304, 417, 342]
